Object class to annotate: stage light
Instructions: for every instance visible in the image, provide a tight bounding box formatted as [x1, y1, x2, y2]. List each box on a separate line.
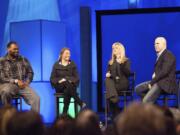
[1, 0, 60, 55]
[128, 0, 138, 8]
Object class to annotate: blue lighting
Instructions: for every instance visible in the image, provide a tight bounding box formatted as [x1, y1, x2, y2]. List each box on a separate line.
[129, 0, 137, 4]
[1, 0, 60, 55]
[128, 0, 138, 8]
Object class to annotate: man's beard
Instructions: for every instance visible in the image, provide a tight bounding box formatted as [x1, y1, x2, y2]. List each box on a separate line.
[10, 52, 19, 58]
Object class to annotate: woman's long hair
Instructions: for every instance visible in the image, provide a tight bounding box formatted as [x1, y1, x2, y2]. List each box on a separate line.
[109, 42, 128, 65]
[58, 47, 70, 61]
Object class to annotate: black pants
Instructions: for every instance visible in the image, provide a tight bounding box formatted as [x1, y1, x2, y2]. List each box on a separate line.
[55, 81, 83, 114]
[105, 78, 120, 119]
[108, 100, 120, 120]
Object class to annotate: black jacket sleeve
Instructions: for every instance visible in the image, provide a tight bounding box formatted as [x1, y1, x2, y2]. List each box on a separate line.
[121, 60, 131, 77]
[50, 62, 62, 87]
[65, 62, 80, 86]
[0, 58, 15, 83]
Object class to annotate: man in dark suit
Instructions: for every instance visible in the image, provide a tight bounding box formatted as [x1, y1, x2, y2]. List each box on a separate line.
[135, 37, 178, 103]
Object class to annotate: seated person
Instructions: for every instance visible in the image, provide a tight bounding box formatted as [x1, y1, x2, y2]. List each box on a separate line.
[105, 42, 131, 118]
[135, 37, 178, 103]
[50, 48, 86, 114]
[0, 41, 40, 112]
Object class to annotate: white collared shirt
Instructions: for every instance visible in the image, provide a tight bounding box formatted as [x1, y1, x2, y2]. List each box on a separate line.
[157, 48, 166, 60]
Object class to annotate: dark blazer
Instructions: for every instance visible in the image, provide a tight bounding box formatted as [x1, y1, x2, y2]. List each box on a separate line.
[50, 60, 79, 88]
[150, 49, 178, 94]
[107, 59, 131, 93]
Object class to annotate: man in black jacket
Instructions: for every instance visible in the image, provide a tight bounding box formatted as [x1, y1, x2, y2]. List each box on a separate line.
[0, 41, 40, 112]
[135, 37, 178, 103]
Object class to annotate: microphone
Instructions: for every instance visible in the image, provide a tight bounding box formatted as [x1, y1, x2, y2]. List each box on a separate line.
[113, 55, 117, 61]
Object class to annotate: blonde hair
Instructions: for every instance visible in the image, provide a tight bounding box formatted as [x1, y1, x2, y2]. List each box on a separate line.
[58, 47, 70, 61]
[109, 42, 128, 65]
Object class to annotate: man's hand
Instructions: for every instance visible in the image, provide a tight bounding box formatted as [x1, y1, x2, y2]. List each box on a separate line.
[152, 73, 156, 79]
[106, 72, 111, 78]
[17, 80, 26, 89]
[24, 81, 30, 87]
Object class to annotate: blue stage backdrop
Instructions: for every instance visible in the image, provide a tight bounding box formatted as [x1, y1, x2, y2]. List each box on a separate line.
[97, 7, 180, 109]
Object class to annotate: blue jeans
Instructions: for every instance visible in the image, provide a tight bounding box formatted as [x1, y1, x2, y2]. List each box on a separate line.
[135, 81, 162, 103]
[0, 83, 40, 112]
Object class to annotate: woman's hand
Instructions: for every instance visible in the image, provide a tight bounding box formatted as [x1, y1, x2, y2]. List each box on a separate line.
[58, 78, 66, 83]
[106, 72, 111, 78]
[116, 54, 122, 63]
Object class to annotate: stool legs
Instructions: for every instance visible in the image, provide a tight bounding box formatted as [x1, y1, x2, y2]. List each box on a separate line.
[55, 95, 79, 118]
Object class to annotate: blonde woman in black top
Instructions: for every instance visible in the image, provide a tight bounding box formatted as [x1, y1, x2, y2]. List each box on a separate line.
[105, 42, 131, 119]
[50, 48, 86, 114]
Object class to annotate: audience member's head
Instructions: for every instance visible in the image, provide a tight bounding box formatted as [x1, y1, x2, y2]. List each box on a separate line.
[170, 108, 180, 135]
[6, 110, 44, 135]
[49, 114, 75, 135]
[157, 106, 174, 119]
[115, 103, 174, 135]
[0, 105, 16, 135]
[157, 106, 177, 135]
[75, 109, 102, 135]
